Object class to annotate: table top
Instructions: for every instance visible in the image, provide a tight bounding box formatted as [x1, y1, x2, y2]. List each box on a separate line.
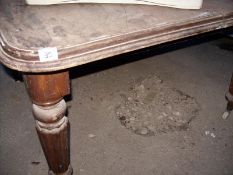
[0, 0, 233, 72]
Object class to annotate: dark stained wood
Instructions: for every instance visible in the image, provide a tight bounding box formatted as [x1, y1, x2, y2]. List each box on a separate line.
[24, 72, 72, 175]
[36, 116, 71, 174]
[24, 71, 70, 106]
[223, 73, 233, 119]
[227, 73, 233, 111]
[0, 0, 232, 72]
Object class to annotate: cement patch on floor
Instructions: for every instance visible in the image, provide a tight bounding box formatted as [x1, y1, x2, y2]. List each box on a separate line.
[116, 75, 200, 136]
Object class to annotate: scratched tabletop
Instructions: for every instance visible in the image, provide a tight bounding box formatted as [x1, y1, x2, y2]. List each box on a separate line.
[0, 0, 232, 72]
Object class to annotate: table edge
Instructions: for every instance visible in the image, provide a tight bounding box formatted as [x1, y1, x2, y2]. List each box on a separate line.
[0, 12, 233, 72]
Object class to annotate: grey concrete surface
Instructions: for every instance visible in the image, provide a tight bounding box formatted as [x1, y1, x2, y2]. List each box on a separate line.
[0, 36, 233, 175]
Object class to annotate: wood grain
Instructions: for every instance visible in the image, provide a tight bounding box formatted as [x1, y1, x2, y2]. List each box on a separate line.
[36, 116, 71, 174]
[24, 72, 70, 106]
[24, 72, 72, 175]
[0, 0, 232, 72]
[224, 73, 233, 114]
[229, 73, 233, 96]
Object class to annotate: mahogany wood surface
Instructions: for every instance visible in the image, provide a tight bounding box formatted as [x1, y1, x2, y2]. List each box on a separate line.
[24, 72, 72, 175]
[227, 74, 233, 111]
[229, 73, 233, 96]
[24, 72, 70, 106]
[0, 0, 232, 72]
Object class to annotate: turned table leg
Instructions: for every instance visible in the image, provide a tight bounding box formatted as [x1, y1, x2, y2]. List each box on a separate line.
[23, 71, 72, 175]
[222, 73, 233, 119]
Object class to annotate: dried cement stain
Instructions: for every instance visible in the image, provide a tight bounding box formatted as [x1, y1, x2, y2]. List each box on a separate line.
[115, 75, 200, 136]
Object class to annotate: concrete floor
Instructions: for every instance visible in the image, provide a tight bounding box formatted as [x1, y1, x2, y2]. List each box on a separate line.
[0, 35, 233, 175]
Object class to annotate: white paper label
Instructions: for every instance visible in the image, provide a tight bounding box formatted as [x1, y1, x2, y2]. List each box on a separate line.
[38, 47, 58, 62]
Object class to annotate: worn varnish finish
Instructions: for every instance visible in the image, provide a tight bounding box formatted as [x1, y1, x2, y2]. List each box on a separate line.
[0, 0, 233, 72]
[24, 72, 70, 106]
[0, 1, 233, 175]
[229, 74, 233, 96]
[226, 74, 233, 111]
[24, 72, 72, 175]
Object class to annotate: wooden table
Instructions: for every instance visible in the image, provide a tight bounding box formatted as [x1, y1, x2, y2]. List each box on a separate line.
[0, 0, 233, 174]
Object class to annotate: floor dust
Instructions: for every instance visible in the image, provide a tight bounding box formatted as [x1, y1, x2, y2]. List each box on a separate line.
[116, 75, 200, 136]
[1, 37, 233, 175]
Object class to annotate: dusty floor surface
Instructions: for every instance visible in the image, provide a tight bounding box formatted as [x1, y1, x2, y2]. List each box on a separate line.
[0, 35, 233, 175]
[116, 75, 200, 136]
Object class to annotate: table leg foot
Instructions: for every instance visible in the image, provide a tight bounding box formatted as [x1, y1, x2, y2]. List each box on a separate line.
[222, 73, 233, 119]
[48, 165, 73, 175]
